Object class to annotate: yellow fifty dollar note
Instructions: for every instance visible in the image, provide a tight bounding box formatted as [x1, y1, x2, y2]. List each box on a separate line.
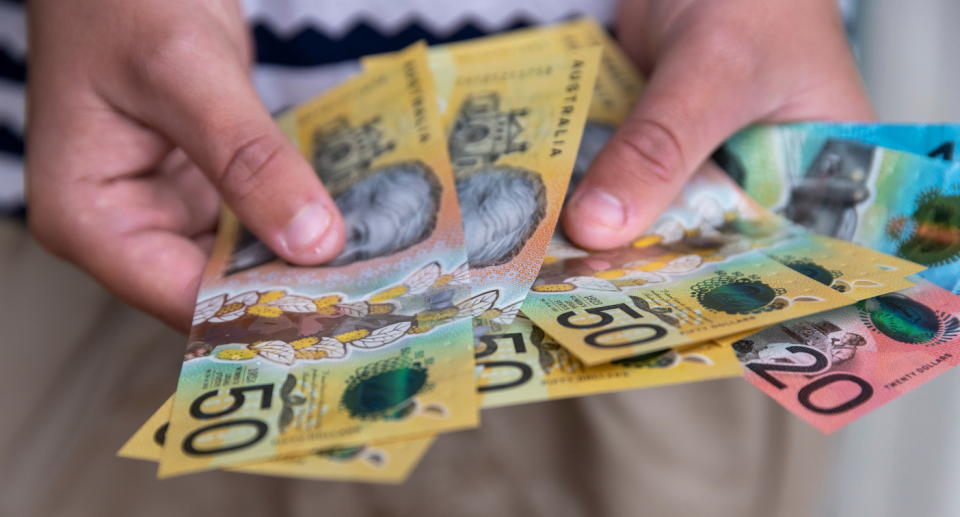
[161, 43, 479, 477]
[365, 18, 643, 120]
[790, 234, 925, 300]
[121, 398, 434, 484]
[476, 315, 741, 408]
[523, 163, 860, 365]
[364, 19, 644, 203]
[435, 46, 601, 329]
[713, 234, 925, 346]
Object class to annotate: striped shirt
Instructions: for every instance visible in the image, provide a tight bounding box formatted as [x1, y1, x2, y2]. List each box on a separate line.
[0, 0, 858, 220]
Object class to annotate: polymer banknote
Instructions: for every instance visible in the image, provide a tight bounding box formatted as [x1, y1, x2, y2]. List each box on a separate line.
[363, 17, 644, 121]
[121, 397, 434, 484]
[365, 20, 641, 332]
[715, 234, 926, 348]
[764, 234, 923, 301]
[718, 278, 960, 433]
[714, 123, 960, 194]
[722, 125, 960, 293]
[522, 163, 857, 365]
[430, 46, 601, 329]
[783, 122, 960, 163]
[160, 44, 479, 477]
[476, 315, 741, 408]
[493, 34, 906, 365]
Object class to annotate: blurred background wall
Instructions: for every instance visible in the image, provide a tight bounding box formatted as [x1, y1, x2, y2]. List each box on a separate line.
[819, 2, 960, 516]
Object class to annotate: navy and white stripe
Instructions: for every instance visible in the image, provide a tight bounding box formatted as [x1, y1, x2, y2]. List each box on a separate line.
[0, 0, 25, 219]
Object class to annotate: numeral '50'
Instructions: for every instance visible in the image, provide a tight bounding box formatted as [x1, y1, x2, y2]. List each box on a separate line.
[557, 303, 667, 348]
[182, 384, 274, 455]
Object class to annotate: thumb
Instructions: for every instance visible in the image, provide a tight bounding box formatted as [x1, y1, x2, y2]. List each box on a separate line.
[128, 37, 345, 265]
[562, 36, 769, 250]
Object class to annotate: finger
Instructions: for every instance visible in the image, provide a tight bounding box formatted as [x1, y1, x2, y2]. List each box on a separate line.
[563, 13, 874, 250]
[563, 45, 761, 249]
[32, 157, 221, 331]
[96, 230, 209, 333]
[117, 30, 345, 266]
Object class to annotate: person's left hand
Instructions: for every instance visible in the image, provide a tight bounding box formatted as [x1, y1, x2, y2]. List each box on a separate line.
[562, 0, 875, 248]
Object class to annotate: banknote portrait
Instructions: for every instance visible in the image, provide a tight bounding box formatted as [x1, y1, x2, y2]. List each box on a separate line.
[732, 320, 868, 369]
[456, 167, 546, 268]
[224, 119, 442, 274]
[781, 139, 877, 241]
[225, 225, 280, 276]
[448, 93, 547, 268]
[329, 162, 441, 266]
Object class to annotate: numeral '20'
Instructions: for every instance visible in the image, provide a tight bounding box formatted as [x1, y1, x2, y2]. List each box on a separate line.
[747, 345, 873, 415]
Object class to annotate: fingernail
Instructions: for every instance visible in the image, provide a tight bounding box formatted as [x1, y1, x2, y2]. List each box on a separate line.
[283, 202, 332, 255]
[572, 189, 627, 229]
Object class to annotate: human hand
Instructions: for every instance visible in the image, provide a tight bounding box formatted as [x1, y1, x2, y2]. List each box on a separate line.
[26, 0, 345, 332]
[563, 0, 875, 248]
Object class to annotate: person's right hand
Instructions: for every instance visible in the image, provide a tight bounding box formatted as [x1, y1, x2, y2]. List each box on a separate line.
[26, 0, 346, 333]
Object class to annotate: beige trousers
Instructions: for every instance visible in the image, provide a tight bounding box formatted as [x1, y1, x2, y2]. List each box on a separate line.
[0, 220, 832, 517]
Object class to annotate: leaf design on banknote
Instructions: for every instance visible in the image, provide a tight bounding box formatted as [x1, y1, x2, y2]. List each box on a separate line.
[657, 255, 703, 274]
[338, 301, 370, 318]
[630, 296, 681, 327]
[193, 294, 225, 325]
[836, 279, 883, 293]
[492, 302, 522, 324]
[302, 338, 348, 359]
[566, 276, 619, 292]
[440, 262, 470, 287]
[455, 290, 499, 319]
[209, 291, 259, 323]
[528, 325, 556, 372]
[230, 291, 259, 306]
[279, 406, 294, 432]
[420, 403, 449, 418]
[266, 295, 316, 313]
[405, 262, 442, 293]
[619, 270, 667, 283]
[774, 295, 826, 308]
[679, 353, 712, 366]
[280, 374, 307, 406]
[364, 451, 386, 468]
[250, 340, 296, 365]
[280, 374, 296, 399]
[349, 322, 413, 349]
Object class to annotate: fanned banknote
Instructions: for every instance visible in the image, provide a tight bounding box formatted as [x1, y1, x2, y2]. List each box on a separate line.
[522, 163, 856, 365]
[363, 17, 643, 121]
[120, 397, 433, 484]
[715, 234, 926, 349]
[368, 32, 604, 329]
[723, 125, 960, 292]
[160, 44, 480, 477]
[718, 278, 960, 433]
[493, 37, 919, 365]
[765, 234, 923, 301]
[365, 20, 637, 330]
[430, 47, 600, 329]
[476, 315, 741, 408]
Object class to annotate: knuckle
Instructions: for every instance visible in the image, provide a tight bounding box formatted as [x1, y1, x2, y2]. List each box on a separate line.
[217, 134, 285, 204]
[134, 26, 213, 84]
[610, 118, 685, 186]
[692, 26, 763, 79]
